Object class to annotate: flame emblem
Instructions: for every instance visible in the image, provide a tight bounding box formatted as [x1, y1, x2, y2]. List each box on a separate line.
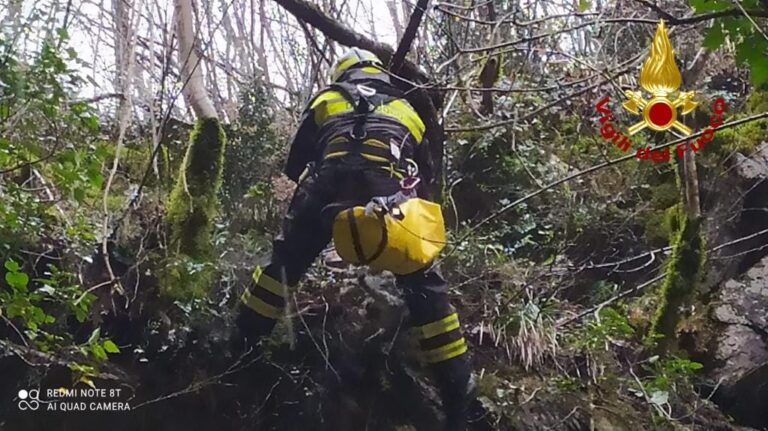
[622, 20, 697, 135]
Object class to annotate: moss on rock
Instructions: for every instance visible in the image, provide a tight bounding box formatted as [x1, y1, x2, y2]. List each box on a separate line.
[704, 91, 768, 160]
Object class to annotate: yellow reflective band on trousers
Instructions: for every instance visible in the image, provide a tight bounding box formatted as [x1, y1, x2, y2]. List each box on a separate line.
[417, 313, 460, 339]
[254, 273, 286, 297]
[240, 289, 282, 320]
[424, 337, 468, 363]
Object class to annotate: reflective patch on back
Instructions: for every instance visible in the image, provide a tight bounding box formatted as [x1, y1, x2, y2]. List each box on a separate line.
[310, 90, 354, 125]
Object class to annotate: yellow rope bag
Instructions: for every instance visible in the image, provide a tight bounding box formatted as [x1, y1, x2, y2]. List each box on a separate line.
[332, 197, 446, 275]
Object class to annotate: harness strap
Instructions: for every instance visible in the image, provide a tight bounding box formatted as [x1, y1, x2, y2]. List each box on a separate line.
[352, 90, 370, 140]
[346, 208, 366, 263]
[329, 82, 392, 145]
[323, 138, 395, 162]
[345, 208, 389, 265]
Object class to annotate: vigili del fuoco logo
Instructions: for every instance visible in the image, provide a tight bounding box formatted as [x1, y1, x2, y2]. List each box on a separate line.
[594, 19, 727, 162]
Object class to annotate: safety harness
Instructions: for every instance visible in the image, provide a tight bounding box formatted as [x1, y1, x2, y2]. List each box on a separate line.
[320, 80, 412, 169]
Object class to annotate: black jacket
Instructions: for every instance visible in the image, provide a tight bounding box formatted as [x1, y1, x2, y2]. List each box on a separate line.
[283, 67, 433, 185]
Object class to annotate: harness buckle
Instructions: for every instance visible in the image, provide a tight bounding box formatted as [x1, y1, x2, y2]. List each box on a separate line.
[400, 159, 421, 190]
[350, 127, 367, 140]
[400, 176, 421, 190]
[356, 84, 376, 98]
[405, 159, 419, 178]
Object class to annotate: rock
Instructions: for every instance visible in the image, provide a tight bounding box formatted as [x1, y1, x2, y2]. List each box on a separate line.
[710, 254, 768, 428]
[733, 142, 768, 179]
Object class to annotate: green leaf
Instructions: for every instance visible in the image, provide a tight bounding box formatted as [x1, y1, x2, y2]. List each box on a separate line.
[103, 340, 120, 354]
[92, 345, 107, 360]
[5, 271, 29, 289]
[723, 17, 751, 38]
[74, 307, 88, 323]
[703, 24, 725, 50]
[578, 0, 590, 12]
[689, 0, 730, 12]
[4, 260, 19, 272]
[749, 55, 768, 86]
[82, 114, 99, 131]
[66, 48, 77, 59]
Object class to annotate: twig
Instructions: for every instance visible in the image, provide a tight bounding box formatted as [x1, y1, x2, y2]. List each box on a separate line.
[69, 93, 125, 104]
[520, 386, 542, 405]
[543, 406, 581, 430]
[291, 293, 341, 382]
[445, 52, 643, 133]
[629, 365, 674, 420]
[731, 0, 768, 42]
[1, 315, 29, 347]
[556, 272, 666, 327]
[131, 348, 262, 410]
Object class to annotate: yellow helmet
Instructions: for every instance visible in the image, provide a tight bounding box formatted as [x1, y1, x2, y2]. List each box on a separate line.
[330, 48, 383, 82]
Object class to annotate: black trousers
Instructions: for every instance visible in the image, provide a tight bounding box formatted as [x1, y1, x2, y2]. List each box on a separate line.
[235, 158, 472, 426]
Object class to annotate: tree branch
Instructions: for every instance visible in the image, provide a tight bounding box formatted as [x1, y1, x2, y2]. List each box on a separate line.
[632, 0, 768, 24]
[390, 0, 430, 74]
[272, 0, 427, 82]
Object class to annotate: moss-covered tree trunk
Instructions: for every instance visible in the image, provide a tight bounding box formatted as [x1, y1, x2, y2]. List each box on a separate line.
[650, 154, 706, 351]
[163, 0, 227, 297]
[166, 118, 226, 257]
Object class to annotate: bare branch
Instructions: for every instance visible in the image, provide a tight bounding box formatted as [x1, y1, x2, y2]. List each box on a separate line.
[389, 0, 429, 74]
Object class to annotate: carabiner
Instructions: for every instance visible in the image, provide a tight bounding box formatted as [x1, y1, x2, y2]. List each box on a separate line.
[400, 176, 421, 190]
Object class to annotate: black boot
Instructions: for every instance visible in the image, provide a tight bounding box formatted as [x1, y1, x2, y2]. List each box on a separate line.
[231, 304, 277, 361]
[432, 355, 477, 431]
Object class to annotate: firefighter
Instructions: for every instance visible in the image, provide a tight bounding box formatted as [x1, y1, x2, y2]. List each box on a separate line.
[234, 48, 476, 429]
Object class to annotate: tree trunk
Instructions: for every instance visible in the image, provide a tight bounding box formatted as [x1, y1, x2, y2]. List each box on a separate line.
[386, 0, 404, 42]
[102, 0, 140, 290]
[164, 0, 227, 296]
[1, 0, 23, 39]
[683, 149, 701, 220]
[174, 0, 218, 119]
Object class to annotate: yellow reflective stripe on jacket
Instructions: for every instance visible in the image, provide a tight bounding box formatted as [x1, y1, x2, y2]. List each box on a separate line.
[325, 151, 347, 159]
[361, 154, 391, 163]
[310, 90, 353, 125]
[308, 90, 424, 143]
[323, 138, 392, 162]
[324, 152, 392, 164]
[364, 138, 389, 149]
[375, 99, 425, 143]
[241, 289, 282, 319]
[255, 273, 286, 297]
[424, 338, 468, 363]
[417, 313, 460, 339]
